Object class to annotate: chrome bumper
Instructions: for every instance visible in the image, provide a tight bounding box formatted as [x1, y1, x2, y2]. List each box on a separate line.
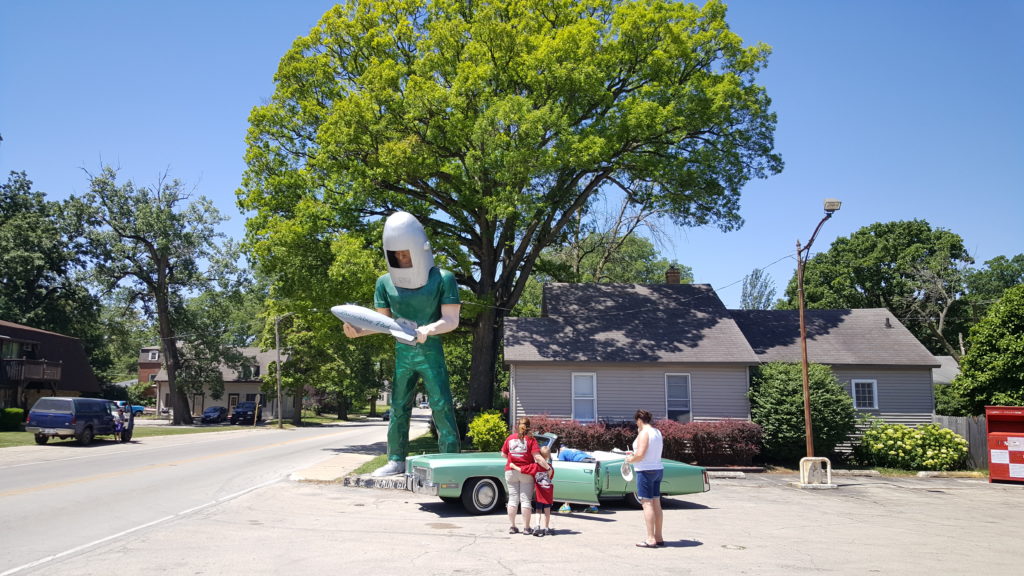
[407, 476, 439, 496]
[25, 426, 74, 436]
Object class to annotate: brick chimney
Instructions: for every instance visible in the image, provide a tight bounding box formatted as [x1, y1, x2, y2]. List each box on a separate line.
[665, 265, 681, 284]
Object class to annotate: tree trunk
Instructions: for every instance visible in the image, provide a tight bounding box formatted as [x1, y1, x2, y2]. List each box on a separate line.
[468, 305, 501, 411]
[337, 392, 349, 421]
[291, 385, 302, 426]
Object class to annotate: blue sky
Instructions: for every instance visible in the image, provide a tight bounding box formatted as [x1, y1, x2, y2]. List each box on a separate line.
[2, 0, 1022, 308]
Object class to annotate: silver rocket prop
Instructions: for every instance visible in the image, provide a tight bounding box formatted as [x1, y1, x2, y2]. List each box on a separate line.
[330, 304, 418, 344]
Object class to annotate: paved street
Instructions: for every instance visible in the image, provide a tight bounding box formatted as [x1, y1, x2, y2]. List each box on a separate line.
[0, 416, 416, 575]
[4, 430, 1022, 576]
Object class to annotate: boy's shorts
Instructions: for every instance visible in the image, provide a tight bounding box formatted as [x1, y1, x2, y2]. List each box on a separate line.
[534, 501, 552, 512]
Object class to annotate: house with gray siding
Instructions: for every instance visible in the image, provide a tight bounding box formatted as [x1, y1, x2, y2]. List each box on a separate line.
[504, 280, 940, 429]
[504, 282, 758, 425]
[730, 309, 940, 427]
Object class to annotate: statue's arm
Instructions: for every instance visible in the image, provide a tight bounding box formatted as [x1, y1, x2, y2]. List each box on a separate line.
[415, 303, 461, 343]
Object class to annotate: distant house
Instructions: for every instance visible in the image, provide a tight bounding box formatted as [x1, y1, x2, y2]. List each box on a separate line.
[145, 347, 294, 419]
[503, 276, 940, 429]
[1, 320, 100, 409]
[932, 355, 960, 387]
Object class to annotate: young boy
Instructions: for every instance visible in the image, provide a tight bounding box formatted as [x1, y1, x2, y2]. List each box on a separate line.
[512, 445, 555, 536]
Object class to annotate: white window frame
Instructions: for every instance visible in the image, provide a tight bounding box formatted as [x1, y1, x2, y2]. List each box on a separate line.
[571, 372, 597, 422]
[851, 379, 878, 410]
[148, 350, 159, 361]
[665, 373, 692, 422]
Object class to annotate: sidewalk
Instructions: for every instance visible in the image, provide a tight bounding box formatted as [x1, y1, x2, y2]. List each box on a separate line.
[289, 452, 376, 482]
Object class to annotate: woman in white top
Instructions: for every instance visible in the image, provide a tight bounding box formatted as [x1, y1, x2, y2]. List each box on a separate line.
[625, 409, 664, 548]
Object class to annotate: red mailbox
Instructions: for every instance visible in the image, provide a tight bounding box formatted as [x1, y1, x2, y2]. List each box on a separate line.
[986, 406, 1024, 484]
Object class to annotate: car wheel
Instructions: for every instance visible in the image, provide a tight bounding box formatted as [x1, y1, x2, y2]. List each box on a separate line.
[34, 434, 49, 445]
[78, 427, 94, 446]
[121, 430, 132, 442]
[624, 492, 642, 509]
[461, 477, 504, 515]
[230, 418, 238, 425]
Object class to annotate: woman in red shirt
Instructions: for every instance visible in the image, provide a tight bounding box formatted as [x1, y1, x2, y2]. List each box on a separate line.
[501, 417, 544, 535]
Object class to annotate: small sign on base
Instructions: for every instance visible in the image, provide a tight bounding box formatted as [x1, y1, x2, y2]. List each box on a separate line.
[795, 457, 837, 489]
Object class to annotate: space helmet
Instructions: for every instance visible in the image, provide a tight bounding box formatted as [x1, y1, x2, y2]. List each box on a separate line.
[382, 211, 435, 289]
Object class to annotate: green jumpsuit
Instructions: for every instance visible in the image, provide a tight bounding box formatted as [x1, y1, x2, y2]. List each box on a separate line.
[375, 267, 461, 461]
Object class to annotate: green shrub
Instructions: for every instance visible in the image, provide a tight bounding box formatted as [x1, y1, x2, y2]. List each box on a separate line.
[1, 408, 25, 431]
[466, 411, 508, 452]
[749, 362, 857, 464]
[854, 422, 968, 471]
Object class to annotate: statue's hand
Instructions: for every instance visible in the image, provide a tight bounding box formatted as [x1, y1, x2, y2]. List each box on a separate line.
[342, 322, 361, 338]
[415, 325, 431, 344]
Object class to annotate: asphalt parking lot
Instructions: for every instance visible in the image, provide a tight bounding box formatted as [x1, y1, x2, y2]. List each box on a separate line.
[24, 470, 1022, 575]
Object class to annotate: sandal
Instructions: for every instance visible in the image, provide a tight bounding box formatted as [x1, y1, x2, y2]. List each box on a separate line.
[509, 526, 519, 534]
[656, 541, 666, 547]
[635, 541, 657, 548]
[523, 527, 534, 535]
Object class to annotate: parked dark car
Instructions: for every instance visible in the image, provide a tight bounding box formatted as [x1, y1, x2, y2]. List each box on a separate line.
[230, 401, 262, 425]
[201, 406, 228, 423]
[381, 409, 391, 421]
[25, 397, 132, 445]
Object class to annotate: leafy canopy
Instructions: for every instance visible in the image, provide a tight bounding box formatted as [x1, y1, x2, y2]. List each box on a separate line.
[781, 220, 973, 358]
[239, 0, 782, 407]
[949, 284, 1024, 414]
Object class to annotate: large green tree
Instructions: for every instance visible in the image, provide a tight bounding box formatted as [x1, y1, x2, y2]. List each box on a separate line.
[782, 220, 973, 358]
[0, 171, 112, 382]
[73, 167, 230, 425]
[948, 284, 1024, 415]
[239, 0, 782, 408]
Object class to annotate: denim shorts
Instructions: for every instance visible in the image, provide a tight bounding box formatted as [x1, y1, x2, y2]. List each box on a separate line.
[636, 469, 664, 500]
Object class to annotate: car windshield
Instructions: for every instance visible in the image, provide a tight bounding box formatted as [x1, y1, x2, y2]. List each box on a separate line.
[204, 407, 219, 414]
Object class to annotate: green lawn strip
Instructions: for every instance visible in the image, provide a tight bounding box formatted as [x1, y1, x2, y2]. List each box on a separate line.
[350, 433, 438, 476]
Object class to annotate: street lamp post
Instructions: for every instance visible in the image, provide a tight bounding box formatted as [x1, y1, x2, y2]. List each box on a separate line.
[796, 199, 842, 458]
[274, 312, 294, 429]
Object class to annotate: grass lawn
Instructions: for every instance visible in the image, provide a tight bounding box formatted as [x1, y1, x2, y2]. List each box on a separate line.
[0, 425, 239, 448]
[351, 433, 438, 476]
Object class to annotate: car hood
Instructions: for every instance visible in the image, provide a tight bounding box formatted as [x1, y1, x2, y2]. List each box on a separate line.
[406, 451, 505, 467]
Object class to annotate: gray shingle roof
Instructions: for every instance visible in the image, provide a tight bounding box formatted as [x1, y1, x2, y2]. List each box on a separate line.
[729, 308, 940, 367]
[504, 283, 758, 364]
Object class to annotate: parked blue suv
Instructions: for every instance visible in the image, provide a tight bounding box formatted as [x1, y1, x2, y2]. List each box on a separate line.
[25, 397, 131, 445]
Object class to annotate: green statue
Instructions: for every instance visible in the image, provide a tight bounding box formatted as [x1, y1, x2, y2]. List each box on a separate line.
[341, 211, 461, 476]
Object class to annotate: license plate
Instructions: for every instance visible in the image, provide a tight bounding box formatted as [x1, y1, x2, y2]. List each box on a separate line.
[42, 429, 56, 434]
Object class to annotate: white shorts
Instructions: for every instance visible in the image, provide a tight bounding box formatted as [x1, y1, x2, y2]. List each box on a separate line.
[504, 469, 535, 509]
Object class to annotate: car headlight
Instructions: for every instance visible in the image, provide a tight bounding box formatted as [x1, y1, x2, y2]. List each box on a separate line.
[412, 466, 433, 485]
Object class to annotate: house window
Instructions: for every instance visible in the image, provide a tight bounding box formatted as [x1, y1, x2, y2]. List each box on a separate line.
[851, 379, 878, 410]
[149, 350, 159, 361]
[245, 393, 258, 402]
[253, 364, 260, 378]
[666, 373, 691, 422]
[571, 373, 597, 422]
[148, 373, 156, 382]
